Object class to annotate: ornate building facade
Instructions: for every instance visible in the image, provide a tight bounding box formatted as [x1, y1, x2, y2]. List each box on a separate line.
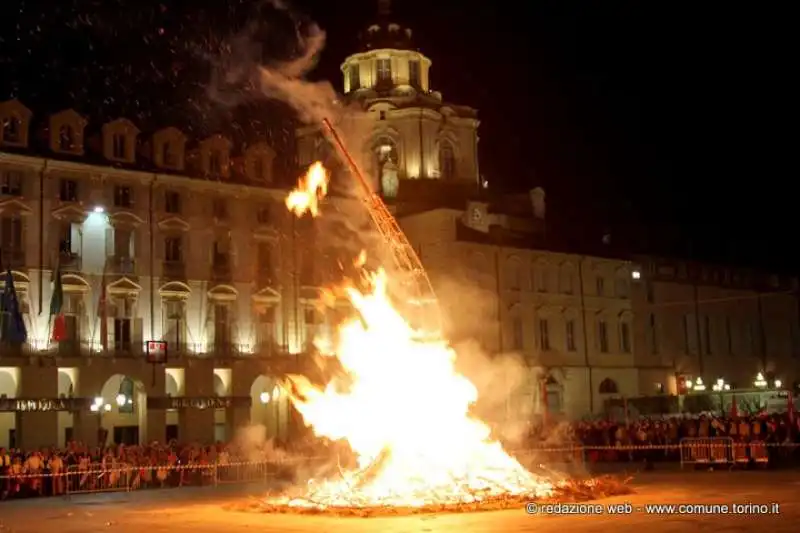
[296, 0, 480, 198]
[0, 99, 322, 449]
[631, 257, 800, 396]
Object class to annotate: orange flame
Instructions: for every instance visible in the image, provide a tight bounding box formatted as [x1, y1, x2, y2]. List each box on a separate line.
[285, 161, 329, 217]
[278, 163, 559, 510]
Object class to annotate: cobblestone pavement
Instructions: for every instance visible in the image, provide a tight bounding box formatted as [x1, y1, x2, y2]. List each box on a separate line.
[0, 472, 796, 533]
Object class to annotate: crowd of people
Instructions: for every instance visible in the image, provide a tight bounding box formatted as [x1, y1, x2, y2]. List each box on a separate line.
[0, 439, 292, 500]
[3, 412, 799, 500]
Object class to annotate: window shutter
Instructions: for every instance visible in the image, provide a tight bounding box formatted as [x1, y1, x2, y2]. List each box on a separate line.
[133, 318, 143, 352]
[108, 317, 116, 349]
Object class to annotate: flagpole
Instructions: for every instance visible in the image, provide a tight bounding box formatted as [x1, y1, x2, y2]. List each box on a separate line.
[91, 258, 109, 350]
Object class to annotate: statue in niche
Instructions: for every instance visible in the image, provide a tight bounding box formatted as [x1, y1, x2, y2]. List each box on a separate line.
[381, 159, 399, 198]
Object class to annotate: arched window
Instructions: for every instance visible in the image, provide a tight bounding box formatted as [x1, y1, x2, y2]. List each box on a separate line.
[545, 376, 562, 414]
[599, 378, 619, 394]
[438, 141, 455, 180]
[373, 137, 399, 197]
[118, 377, 135, 414]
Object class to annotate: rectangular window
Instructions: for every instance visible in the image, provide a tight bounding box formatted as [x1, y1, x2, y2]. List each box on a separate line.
[112, 134, 126, 159]
[620, 322, 631, 353]
[565, 319, 576, 352]
[349, 64, 361, 90]
[598, 321, 609, 353]
[538, 319, 550, 351]
[114, 318, 132, 350]
[596, 276, 605, 296]
[161, 142, 175, 167]
[165, 191, 181, 214]
[113, 185, 133, 208]
[59, 179, 78, 202]
[408, 60, 420, 87]
[164, 237, 183, 262]
[0, 171, 22, 196]
[376, 58, 392, 83]
[209, 151, 221, 174]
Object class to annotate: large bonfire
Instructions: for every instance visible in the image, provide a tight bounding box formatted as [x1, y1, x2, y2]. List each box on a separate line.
[255, 162, 626, 515]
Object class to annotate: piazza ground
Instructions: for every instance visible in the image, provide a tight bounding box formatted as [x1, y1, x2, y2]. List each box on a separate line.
[0, 471, 796, 533]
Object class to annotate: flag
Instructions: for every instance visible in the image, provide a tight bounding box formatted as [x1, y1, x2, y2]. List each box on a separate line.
[49, 266, 67, 342]
[98, 271, 108, 351]
[1, 269, 28, 344]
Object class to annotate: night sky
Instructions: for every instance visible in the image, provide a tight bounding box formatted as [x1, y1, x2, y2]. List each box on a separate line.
[0, 1, 792, 270]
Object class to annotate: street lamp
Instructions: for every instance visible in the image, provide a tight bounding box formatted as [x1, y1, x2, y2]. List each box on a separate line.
[116, 393, 128, 407]
[774, 379, 783, 389]
[712, 378, 728, 392]
[693, 377, 706, 392]
[754, 372, 767, 388]
[259, 392, 270, 404]
[631, 270, 641, 280]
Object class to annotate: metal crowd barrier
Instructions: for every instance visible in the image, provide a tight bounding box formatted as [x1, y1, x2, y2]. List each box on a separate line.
[2, 443, 800, 500]
[677, 437, 787, 468]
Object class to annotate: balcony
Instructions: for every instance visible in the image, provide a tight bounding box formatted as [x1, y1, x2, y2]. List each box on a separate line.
[211, 260, 232, 283]
[109, 255, 136, 276]
[58, 252, 82, 272]
[162, 260, 186, 282]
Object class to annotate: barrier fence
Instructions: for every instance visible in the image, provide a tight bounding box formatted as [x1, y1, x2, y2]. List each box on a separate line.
[2, 440, 799, 500]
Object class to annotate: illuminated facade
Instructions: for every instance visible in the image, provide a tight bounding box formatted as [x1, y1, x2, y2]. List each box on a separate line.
[630, 258, 800, 396]
[398, 202, 646, 420]
[0, 99, 319, 449]
[296, 0, 481, 196]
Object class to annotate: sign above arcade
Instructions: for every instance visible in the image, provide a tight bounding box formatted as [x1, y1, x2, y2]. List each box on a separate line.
[0, 397, 92, 412]
[146, 396, 252, 410]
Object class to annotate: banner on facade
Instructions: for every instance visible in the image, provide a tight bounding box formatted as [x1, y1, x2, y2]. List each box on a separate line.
[0, 397, 93, 412]
[146, 340, 168, 363]
[146, 396, 252, 410]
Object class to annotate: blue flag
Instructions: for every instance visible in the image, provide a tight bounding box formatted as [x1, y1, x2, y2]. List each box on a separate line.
[1, 269, 27, 345]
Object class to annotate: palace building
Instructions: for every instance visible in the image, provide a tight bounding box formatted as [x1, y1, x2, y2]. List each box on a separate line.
[0, 98, 324, 450]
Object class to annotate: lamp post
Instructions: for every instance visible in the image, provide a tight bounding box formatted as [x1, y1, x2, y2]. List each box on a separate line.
[693, 377, 706, 392]
[90, 396, 112, 446]
[754, 372, 767, 388]
[712, 378, 730, 413]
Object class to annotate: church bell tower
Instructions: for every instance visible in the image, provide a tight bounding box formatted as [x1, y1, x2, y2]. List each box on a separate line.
[296, 0, 481, 198]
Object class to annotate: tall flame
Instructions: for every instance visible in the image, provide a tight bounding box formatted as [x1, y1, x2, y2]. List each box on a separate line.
[285, 161, 329, 217]
[275, 162, 560, 510]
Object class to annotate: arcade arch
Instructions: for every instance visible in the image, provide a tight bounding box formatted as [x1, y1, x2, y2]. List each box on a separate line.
[57, 370, 75, 447]
[249, 375, 289, 442]
[97, 374, 147, 445]
[0, 368, 18, 448]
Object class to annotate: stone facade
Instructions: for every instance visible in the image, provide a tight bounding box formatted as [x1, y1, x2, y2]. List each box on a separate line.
[0, 101, 317, 449]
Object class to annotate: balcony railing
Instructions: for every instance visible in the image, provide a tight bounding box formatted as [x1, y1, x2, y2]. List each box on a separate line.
[109, 255, 136, 275]
[162, 260, 186, 281]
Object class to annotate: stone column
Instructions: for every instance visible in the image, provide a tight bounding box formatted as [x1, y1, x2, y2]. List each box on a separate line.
[146, 408, 166, 444]
[16, 365, 59, 449]
[226, 405, 251, 439]
[72, 410, 101, 446]
[179, 407, 215, 444]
